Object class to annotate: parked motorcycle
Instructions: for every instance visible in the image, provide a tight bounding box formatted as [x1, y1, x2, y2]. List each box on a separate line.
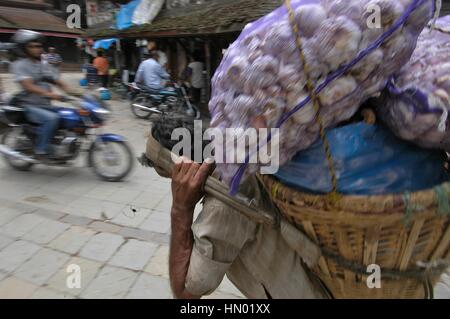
[0, 94, 134, 182]
[129, 81, 201, 120]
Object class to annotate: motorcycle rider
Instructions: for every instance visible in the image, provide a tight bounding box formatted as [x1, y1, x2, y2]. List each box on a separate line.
[10, 29, 75, 160]
[135, 51, 170, 92]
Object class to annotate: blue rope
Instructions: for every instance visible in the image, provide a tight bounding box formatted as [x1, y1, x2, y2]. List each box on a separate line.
[434, 185, 450, 215]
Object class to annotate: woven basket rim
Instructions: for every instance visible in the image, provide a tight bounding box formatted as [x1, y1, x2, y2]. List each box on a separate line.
[260, 175, 450, 216]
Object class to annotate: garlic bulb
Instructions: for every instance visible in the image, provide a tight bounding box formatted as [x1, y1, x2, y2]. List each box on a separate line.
[227, 56, 249, 88]
[319, 76, 358, 106]
[295, 4, 328, 38]
[312, 16, 362, 70]
[351, 49, 384, 81]
[367, 0, 404, 29]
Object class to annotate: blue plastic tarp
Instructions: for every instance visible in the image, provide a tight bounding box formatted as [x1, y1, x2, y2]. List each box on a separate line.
[116, 0, 141, 30]
[93, 38, 118, 50]
[274, 123, 448, 195]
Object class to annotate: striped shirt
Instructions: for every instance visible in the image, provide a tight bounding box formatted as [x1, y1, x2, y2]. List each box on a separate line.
[43, 53, 62, 65]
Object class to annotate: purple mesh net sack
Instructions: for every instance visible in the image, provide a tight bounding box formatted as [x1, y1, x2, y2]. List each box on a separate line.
[376, 15, 450, 150]
[208, 0, 436, 193]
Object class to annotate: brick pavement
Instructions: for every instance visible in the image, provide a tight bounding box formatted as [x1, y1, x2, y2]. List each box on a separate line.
[0, 73, 244, 299]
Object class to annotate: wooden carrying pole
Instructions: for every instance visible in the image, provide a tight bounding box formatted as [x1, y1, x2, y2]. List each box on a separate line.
[145, 128, 322, 268]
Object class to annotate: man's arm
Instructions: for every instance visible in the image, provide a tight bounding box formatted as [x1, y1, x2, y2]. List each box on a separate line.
[158, 63, 170, 80]
[12, 61, 59, 100]
[169, 157, 214, 299]
[54, 54, 62, 67]
[54, 79, 70, 93]
[186, 66, 193, 84]
[50, 61, 62, 68]
[135, 63, 144, 84]
[170, 205, 198, 299]
[19, 79, 60, 100]
[54, 80, 83, 97]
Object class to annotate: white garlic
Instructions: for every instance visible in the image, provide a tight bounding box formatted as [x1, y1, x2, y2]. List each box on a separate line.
[351, 49, 384, 81]
[312, 16, 362, 70]
[295, 4, 328, 38]
[319, 76, 358, 106]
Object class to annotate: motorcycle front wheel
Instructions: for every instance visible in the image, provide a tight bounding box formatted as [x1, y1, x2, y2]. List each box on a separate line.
[131, 95, 153, 119]
[88, 140, 134, 182]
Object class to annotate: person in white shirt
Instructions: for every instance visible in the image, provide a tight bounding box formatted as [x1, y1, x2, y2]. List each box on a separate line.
[135, 51, 170, 91]
[147, 40, 168, 69]
[186, 51, 205, 105]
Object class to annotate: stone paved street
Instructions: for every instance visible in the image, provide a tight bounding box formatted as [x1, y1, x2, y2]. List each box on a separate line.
[0, 73, 448, 299]
[0, 72, 244, 299]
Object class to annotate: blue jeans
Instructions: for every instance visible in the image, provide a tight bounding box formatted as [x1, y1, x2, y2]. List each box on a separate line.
[25, 106, 59, 154]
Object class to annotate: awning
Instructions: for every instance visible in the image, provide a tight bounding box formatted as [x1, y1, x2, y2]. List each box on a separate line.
[0, 28, 82, 39]
[87, 0, 279, 38]
[0, 6, 84, 36]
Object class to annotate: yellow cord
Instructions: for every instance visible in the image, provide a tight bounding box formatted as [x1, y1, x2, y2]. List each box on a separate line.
[272, 182, 281, 199]
[285, 0, 341, 204]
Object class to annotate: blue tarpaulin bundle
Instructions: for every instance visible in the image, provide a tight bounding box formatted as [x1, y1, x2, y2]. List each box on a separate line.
[93, 38, 118, 50]
[116, 0, 141, 30]
[274, 123, 448, 195]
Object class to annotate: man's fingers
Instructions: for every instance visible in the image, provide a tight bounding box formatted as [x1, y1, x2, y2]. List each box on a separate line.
[172, 159, 183, 178]
[194, 158, 215, 183]
[180, 157, 193, 175]
[187, 162, 201, 178]
[173, 156, 189, 177]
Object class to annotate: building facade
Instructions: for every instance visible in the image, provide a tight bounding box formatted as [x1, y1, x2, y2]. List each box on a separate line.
[87, 0, 279, 105]
[86, 0, 450, 108]
[0, 0, 84, 66]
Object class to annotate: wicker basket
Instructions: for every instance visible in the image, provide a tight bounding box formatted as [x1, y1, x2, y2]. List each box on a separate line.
[260, 175, 450, 299]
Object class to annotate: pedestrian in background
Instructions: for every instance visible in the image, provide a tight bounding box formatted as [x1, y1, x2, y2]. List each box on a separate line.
[147, 40, 168, 70]
[45, 47, 62, 77]
[40, 49, 48, 65]
[85, 56, 99, 88]
[93, 50, 109, 88]
[0, 74, 4, 103]
[186, 51, 205, 105]
[135, 51, 170, 91]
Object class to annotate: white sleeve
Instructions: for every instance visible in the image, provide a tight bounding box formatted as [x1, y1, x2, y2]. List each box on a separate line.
[159, 52, 168, 66]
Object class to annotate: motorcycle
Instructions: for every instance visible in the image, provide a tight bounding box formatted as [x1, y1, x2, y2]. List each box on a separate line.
[0, 94, 134, 182]
[129, 81, 201, 120]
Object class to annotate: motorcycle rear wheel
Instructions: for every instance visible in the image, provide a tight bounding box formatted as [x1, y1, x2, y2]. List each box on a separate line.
[1, 127, 34, 171]
[131, 95, 153, 119]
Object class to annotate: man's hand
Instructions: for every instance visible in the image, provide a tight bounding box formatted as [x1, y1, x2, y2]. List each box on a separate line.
[54, 79, 76, 96]
[19, 79, 62, 101]
[66, 89, 84, 98]
[44, 92, 64, 101]
[171, 157, 214, 214]
[169, 156, 214, 300]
